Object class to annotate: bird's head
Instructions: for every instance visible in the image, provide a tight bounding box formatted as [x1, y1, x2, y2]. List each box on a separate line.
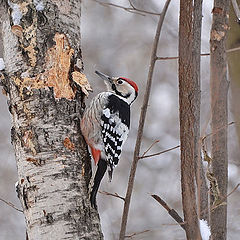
[95, 70, 138, 104]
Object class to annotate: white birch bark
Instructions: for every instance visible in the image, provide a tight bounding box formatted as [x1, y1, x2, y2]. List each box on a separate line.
[1, 1, 103, 239]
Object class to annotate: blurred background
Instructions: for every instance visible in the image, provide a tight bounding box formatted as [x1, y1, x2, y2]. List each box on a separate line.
[1, 0, 240, 239]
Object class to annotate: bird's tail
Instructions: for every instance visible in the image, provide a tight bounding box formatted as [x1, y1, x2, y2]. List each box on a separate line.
[90, 158, 107, 209]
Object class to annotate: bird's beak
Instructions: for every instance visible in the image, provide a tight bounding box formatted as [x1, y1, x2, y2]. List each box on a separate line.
[95, 71, 113, 84]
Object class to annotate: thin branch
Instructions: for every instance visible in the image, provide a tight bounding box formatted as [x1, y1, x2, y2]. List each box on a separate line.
[125, 229, 150, 239]
[119, 1, 172, 239]
[99, 190, 125, 201]
[226, 183, 240, 198]
[156, 46, 240, 61]
[138, 145, 180, 160]
[91, 0, 160, 16]
[227, 45, 240, 53]
[202, 121, 235, 141]
[231, 0, 240, 22]
[199, 183, 240, 216]
[210, 183, 240, 212]
[141, 140, 160, 158]
[127, 0, 160, 16]
[0, 197, 23, 213]
[151, 194, 185, 230]
[157, 53, 210, 60]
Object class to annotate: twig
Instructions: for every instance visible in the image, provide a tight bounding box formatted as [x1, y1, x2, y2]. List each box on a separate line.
[157, 53, 210, 60]
[99, 190, 125, 201]
[231, 0, 240, 22]
[202, 121, 235, 141]
[156, 46, 240, 61]
[0, 197, 23, 213]
[138, 145, 180, 159]
[227, 46, 240, 53]
[210, 183, 240, 212]
[226, 183, 240, 198]
[125, 229, 150, 239]
[91, 0, 160, 16]
[119, 1, 172, 239]
[141, 140, 160, 158]
[127, 0, 160, 16]
[151, 194, 185, 230]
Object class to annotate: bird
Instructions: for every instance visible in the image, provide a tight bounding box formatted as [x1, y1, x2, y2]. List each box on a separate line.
[80, 70, 138, 209]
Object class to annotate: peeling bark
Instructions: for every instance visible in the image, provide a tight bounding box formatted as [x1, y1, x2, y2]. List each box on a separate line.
[1, 1, 103, 239]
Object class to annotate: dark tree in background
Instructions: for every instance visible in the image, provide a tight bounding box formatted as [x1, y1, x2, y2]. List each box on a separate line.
[1, 0, 103, 239]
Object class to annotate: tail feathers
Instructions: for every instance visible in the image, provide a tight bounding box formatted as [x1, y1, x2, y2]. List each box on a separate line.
[108, 166, 113, 182]
[90, 158, 107, 209]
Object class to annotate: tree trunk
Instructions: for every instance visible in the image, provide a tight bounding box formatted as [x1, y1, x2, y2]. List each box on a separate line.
[226, 0, 240, 147]
[210, 1, 230, 240]
[179, 0, 201, 239]
[192, 0, 209, 222]
[1, 1, 103, 239]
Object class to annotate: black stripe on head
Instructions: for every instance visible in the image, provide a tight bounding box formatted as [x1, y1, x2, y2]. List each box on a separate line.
[112, 83, 131, 99]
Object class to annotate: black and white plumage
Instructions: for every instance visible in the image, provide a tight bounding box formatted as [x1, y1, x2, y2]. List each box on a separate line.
[101, 94, 130, 180]
[81, 71, 138, 209]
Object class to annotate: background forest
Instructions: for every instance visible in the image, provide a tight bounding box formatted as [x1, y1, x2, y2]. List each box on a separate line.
[0, 0, 239, 239]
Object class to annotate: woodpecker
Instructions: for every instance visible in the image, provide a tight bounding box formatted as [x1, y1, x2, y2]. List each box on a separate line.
[81, 70, 138, 209]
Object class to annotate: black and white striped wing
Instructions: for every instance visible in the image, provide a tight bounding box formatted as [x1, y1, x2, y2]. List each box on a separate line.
[101, 95, 130, 180]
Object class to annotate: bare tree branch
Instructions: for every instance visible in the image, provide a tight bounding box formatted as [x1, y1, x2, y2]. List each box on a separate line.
[127, 0, 160, 16]
[231, 0, 240, 22]
[210, 183, 240, 212]
[118, 1, 172, 239]
[125, 229, 150, 239]
[151, 194, 185, 230]
[99, 191, 125, 201]
[156, 46, 240, 61]
[138, 145, 180, 160]
[226, 183, 240, 198]
[157, 53, 210, 60]
[202, 121, 234, 141]
[0, 197, 23, 213]
[91, 0, 160, 16]
[140, 140, 160, 158]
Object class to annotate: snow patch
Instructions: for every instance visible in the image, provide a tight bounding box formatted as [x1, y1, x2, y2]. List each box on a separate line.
[33, 0, 45, 11]
[200, 219, 211, 240]
[0, 58, 5, 70]
[8, 1, 22, 25]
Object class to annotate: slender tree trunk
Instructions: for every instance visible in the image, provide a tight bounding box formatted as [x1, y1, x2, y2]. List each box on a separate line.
[179, 1, 201, 239]
[227, 0, 240, 147]
[210, 1, 230, 240]
[1, 1, 103, 239]
[192, 0, 209, 222]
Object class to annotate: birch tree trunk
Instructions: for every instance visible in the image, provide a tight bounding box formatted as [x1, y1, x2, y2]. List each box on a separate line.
[179, 0, 201, 239]
[210, 1, 230, 239]
[1, 1, 103, 239]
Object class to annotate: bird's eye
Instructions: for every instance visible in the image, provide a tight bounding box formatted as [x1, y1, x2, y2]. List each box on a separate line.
[117, 79, 123, 84]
